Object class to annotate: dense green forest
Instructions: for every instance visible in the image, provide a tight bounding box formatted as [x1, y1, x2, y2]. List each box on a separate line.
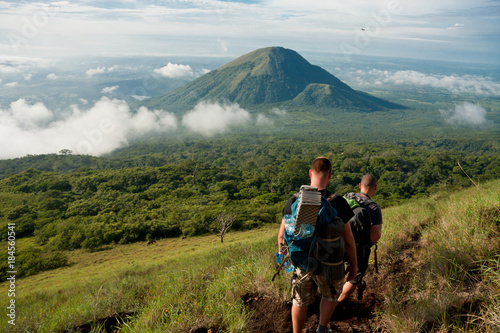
[1, 137, 499, 280]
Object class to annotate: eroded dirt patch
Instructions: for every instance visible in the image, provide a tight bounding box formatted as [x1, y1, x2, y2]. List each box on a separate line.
[65, 312, 135, 333]
[242, 292, 293, 332]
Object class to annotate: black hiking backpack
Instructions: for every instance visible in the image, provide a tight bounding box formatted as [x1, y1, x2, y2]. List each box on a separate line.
[343, 192, 373, 245]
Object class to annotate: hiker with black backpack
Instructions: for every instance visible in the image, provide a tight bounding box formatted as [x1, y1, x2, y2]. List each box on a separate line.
[337, 174, 383, 304]
[277, 157, 357, 333]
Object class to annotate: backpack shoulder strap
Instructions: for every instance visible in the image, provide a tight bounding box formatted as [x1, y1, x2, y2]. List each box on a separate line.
[357, 193, 373, 206]
[326, 193, 341, 202]
[345, 192, 373, 207]
[360, 192, 371, 199]
[344, 192, 356, 199]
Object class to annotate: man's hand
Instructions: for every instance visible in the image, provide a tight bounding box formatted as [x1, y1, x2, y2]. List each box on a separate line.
[279, 243, 288, 256]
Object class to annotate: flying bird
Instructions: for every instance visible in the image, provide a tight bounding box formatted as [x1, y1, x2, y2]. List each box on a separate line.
[361, 28, 365, 31]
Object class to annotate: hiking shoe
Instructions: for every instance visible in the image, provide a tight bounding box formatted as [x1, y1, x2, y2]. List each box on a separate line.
[356, 280, 366, 300]
[316, 325, 333, 333]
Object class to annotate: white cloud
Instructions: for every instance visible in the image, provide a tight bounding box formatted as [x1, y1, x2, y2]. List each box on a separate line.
[131, 95, 149, 101]
[448, 23, 465, 30]
[46, 73, 57, 80]
[5, 99, 53, 129]
[154, 63, 194, 78]
[271, 107, 287, 116]
[0, 98, 288, 159]
[0, 0, 496, 63]
[256, 114, 273, 126]
[86, 66, 116, 77]
[86, 66, 107, 76]
[0, 65, 21, 74]
[5, 82, 18, 87]
[440, 102, 488, 127]
[345, 69, 500, 96]
[102, 85, 119, 94]
[0, 97, 177, 159]
[218, 39, 228, 53]
[181, 101, 250, 135]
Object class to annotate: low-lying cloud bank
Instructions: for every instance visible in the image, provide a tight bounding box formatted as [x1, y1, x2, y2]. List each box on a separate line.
[153, 63, 210, 78]
[440, 102, 488, 127]
[0, 98, 283, 159]
[181, 101, 251, 135]
[344, 69, 500, 96]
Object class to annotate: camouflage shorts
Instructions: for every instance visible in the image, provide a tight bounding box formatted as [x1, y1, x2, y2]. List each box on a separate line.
[291, 267, 344, 307]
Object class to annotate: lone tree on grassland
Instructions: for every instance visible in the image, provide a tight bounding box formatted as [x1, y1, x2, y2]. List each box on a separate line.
[202, 212, 237, 243]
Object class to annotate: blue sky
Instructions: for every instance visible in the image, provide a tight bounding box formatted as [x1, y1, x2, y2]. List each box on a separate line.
[0, 0, 499, 64]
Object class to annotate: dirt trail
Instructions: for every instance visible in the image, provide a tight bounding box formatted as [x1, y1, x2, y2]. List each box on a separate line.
[243, 271, 384, 333]
[242, 236, 425, 333]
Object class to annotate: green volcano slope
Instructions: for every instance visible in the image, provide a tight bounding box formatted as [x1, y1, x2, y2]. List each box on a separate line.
[143, 46, 405, 112]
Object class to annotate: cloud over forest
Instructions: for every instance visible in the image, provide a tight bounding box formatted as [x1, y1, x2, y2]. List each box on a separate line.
[0, 99, 279, 159]
[181, 101, 251, 135]
[0, 97, 177, 159]
[344, 69, 500, 96]
[440, 102, 489, 127]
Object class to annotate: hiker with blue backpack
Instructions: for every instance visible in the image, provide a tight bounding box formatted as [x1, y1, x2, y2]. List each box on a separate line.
[337, 174, 383, 304]
[277, 157, 358, 333]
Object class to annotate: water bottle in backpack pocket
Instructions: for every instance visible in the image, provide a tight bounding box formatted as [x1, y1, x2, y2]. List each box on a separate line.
[275, 252, 293, 273]
[284, 214, 295, 236]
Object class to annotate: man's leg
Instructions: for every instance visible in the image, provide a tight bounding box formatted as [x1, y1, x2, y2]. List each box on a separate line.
[339, 245, 369, 302]
[291, 269, 314, 333]
[337, 281, 356, 302]
[315, 277, 344, 331]
[319, 297, 337, 326]
[292, 304, 308, 333]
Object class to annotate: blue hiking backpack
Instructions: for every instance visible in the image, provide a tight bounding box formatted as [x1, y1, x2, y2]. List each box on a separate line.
[284, 187, 345, 279]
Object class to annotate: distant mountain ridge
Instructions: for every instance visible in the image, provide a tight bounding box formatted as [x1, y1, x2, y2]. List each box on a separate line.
[143, 46, 405, 112]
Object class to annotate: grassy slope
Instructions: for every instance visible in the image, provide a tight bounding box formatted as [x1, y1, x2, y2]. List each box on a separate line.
[5, 226, 286, 333]
[2, 180, 499, 332]
[375, 179, 500, 332]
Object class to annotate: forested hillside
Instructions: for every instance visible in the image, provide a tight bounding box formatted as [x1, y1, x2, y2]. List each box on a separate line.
[1, 180, 498, 333]
[1, 137, 499, 280]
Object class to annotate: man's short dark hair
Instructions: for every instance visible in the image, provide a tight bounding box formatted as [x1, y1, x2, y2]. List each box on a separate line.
[311, 157, 332, 177]
[361, 174, 377, 189]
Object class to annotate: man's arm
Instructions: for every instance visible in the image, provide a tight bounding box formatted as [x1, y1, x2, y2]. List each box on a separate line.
[369, 205, 383, 244]
[370, 224, 382, 244]
[342, 221, 357, 281]
[277, 218, 286, 254]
